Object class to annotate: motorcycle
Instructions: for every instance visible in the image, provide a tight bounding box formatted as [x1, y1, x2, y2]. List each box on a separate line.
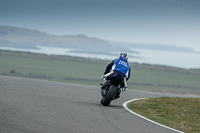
[100, 73, 124, 106]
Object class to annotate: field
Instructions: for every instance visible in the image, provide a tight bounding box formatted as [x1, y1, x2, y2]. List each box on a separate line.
[129, 97, 200, 133]
[0, 50, 200, 95]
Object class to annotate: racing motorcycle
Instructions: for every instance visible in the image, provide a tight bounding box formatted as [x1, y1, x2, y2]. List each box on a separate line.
[100, 73, 124, 106]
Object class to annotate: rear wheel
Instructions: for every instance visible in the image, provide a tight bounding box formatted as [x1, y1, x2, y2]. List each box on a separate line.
[102, 85, 117, 106]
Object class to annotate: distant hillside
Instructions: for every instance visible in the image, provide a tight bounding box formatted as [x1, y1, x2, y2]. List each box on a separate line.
[112, 42, 197, 53]
[0, 26, 196, 54]
[0, 26, 130, 53]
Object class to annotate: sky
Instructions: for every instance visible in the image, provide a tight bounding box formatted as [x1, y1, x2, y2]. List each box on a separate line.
[0, 0, 200, 51]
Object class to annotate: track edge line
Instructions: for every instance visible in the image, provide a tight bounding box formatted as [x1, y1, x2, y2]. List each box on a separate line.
[122, 98, 185, 133]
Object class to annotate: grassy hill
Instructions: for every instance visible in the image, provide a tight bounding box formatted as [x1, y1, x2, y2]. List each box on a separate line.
[0, 50, 199, 95]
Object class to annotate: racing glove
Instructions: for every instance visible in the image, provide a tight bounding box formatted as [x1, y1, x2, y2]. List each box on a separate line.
[102, 75, 106, 81]
[121, 86, 128, 92]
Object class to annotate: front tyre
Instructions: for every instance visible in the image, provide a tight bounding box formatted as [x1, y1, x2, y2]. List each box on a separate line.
[102, 85, 117, 106]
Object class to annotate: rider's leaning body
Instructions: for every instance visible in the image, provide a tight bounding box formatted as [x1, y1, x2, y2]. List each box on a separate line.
[102, 52, 131, 93]
[104, 56, 130, 81]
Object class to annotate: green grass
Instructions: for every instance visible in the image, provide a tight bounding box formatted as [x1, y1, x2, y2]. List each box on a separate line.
[129, 97, 200, 133]
[0, 50, 200, 95]
[0, 50, 105, 84]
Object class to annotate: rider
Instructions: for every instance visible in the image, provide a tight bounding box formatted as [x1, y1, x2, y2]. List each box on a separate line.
[101, 52, 131, 98]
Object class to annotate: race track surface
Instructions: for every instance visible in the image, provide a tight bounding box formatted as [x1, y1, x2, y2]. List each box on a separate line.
[0, 76, 182, 133]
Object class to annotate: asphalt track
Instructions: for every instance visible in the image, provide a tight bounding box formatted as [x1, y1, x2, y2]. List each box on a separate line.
[0, 76, 184, 133]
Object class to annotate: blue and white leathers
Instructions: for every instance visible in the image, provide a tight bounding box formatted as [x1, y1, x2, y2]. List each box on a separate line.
[111, 57, 130, 78]
[104, 56, 131, 80]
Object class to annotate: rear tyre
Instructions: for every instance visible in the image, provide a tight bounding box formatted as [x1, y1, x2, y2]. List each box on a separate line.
[102, 85, 117, 106]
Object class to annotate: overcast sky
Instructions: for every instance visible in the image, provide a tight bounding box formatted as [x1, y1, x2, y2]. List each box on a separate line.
[0, 0, 200, 51]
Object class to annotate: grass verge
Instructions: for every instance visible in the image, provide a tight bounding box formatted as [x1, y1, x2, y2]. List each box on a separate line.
[129, 97, 200, 133]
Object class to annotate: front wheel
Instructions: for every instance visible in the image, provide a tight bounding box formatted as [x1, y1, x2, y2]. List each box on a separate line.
[102, 85, 117, 106]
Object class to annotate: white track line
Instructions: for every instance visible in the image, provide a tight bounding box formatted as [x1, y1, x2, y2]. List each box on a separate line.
[123, 98, 185, 133]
